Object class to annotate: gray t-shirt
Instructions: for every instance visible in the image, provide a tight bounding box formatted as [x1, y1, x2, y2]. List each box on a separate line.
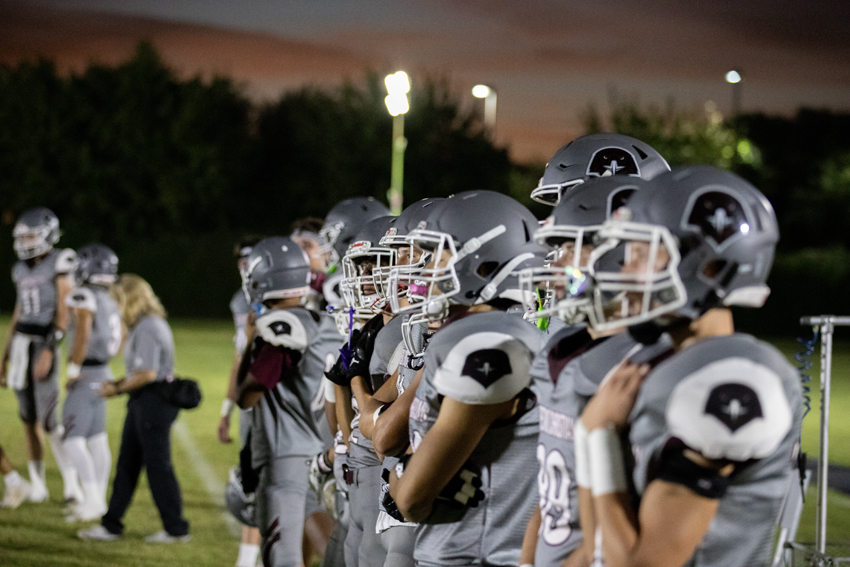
[65, 285, 122, 364]
[124, 315, 175, 380]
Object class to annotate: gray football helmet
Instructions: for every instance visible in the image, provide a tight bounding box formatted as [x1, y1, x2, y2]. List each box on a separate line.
[519, 177, 646, 322]
[586, 165, 779, 331]
[75, 244, 119, 286]
[531, 134, 669, 206]
[320, 197, 391, 270]
[340, 216, 396, 317]
[377, 197, 445, 305]
[388, 190, 546, 321]
[241, 236, 312, 306]
[13, 207, 60, 260]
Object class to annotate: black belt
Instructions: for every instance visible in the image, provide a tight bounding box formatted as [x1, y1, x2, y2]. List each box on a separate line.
[15, 322, 51, 337]
[82, 358, 107, 367]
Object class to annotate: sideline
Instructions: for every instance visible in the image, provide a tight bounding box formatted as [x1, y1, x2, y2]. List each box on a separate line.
[174, 419, 242, 537]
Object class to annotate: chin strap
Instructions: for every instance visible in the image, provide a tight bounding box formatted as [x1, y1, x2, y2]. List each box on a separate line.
[479, 253, 536, 302]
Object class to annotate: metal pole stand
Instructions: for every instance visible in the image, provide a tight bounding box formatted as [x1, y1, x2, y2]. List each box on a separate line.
[798, 315, 850, 565]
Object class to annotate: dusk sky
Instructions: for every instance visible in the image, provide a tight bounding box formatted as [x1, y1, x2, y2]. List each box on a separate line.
[3, 0, 849, 161]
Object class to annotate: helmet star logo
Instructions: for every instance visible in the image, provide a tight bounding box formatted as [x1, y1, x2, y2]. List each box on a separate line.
[707, 208, 735, 234]
[603, 160, 623, 176]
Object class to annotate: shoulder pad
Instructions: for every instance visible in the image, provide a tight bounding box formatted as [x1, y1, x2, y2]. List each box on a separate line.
[432, 332, 533, 404]
[256, 309, 309, 351]
[54, 249, 77, 274]
[665, 357, 793, 461]
[65, 287, 97, 312]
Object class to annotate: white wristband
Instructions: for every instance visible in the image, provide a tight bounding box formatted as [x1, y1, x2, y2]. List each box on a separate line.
[220, 398, 236, 417]
[574, 419, 591, 489]
[587, 426, 628, 496]
[67, 363, 81, 379]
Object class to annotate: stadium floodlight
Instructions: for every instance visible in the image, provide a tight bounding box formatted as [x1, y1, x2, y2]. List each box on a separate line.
[725, 69, 743, 116]
[472, 84, 497, 130]
[385, 71, 410, 215]
[384, 71, 410, 117]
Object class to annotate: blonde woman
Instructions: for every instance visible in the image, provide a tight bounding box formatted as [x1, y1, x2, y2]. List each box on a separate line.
[78, 274, 190, 543]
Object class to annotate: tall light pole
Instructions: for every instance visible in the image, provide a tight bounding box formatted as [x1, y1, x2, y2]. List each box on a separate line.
[725, 69, 742, 117]
[384, 71, 410, 215]
[472, 84, 497, 131]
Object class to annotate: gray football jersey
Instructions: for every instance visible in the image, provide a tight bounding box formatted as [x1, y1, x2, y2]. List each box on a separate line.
[409, 310, 545, 567]
[629, 333, 803, 567]
[12, 248, 76, 328]
[378, 315, 429, 517]
[251, 307, 328, 468]
[348, 315, 404, 469]
[533, 327, 671, 567]
[65, 286, 122, 363]
[123, 315, 175, 380]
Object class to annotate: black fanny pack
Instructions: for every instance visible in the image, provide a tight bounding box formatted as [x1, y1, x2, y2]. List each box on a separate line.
[155, 376, 202, 410]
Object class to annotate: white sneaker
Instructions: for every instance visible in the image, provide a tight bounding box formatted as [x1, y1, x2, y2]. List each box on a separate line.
[144, 530, 191, 544]
[1, 480, 32, 509]
[28, 485, 49, 503]
[78, 525, 121, 541]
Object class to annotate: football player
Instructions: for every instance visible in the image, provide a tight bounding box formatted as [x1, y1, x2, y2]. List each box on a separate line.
[531, 134, 669, 206]
[516, 177, 676, 567]
[577, 166, 803, 567]
[218, 236, 263, 567]
[235, 237, 336, 567]
[387, 191, 547, 567]
[62, 244, 122, 522]
[326, 215, 397, 567]
[0, 208, 83, 505]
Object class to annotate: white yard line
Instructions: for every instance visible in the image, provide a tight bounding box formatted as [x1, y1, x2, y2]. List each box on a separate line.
[174, 419, 242, 537]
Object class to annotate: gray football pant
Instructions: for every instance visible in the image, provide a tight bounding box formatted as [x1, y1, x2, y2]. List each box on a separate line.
[344, 464, 387, 567]
[257, 456, 310, 567]
[380, 525, 415, 567]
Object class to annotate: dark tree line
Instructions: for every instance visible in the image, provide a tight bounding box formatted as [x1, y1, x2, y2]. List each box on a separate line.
[1, 43, 848, 329]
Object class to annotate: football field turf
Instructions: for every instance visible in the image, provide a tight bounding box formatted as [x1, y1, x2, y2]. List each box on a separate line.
[0, 318, 848, 566]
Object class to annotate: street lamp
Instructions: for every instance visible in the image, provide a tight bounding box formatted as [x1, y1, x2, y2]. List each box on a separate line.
[472, 84, 497, 130]
[384, 71, 410, 215]
[725, 69, 742, 117]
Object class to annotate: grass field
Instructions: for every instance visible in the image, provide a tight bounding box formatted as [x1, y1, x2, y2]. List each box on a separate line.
[0, 318, 848, 565]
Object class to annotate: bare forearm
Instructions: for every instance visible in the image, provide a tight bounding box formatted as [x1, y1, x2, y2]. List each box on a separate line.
[334, 385, 354, 447]
[372, 377, 419, 457]
[594, 492, 639, 567]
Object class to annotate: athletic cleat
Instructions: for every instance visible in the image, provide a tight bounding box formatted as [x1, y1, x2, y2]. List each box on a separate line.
[78, 525, 121, 541]
[28, 485, 49, 503]
[144, 530, 192, 544]
[1, 480, 32, 509]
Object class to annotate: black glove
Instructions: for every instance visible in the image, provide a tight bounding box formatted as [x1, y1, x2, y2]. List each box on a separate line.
[346, 315, 385, 381]
[380, 468, 407, 523]
[325, 349, 353, 386]
[437, 461, 485, 509]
